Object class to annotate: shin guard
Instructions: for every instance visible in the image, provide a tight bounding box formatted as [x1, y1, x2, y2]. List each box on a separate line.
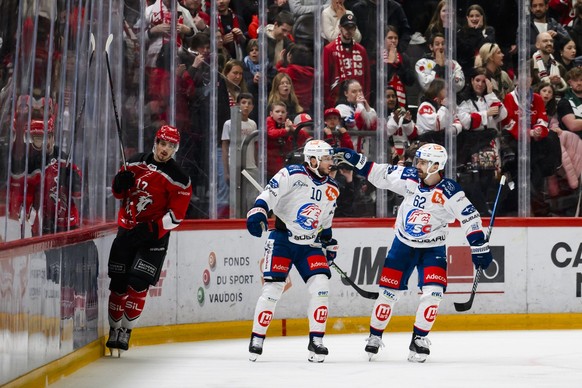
[121, 286, 148, 330]
[108, 291, 127, 329]
[252, 281, 285, 336]
[307, 274, 329, 336]
[413, 285, 443, 334]
[369, 287, 402, 335]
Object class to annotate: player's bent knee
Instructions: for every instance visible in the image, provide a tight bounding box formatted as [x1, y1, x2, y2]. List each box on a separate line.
[108, 276, 127, 294]
[379, 287, 403, 303]
[127, 275, 151, 293]
[420, 285, 444, 305]
[261, 281, 285, 302]
[306, 274, 329, 297]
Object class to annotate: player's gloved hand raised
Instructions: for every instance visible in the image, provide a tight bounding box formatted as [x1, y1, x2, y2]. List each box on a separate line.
[322, 239, 339, 265]
[246, 205, 268, 238]
[334, 148, 367, 170]
[113, 170, 135, 193]
[125, 221, 159, 246]
[471, 240, 492, 270]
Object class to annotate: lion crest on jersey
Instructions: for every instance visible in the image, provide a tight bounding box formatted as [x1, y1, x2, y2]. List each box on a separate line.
[404, 209, 432, 237]
[294, 203, 321, 230]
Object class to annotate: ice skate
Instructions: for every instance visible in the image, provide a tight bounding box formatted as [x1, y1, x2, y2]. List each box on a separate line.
[249, 334, 264, 362]
[408, 334, 431, 363]
[307, 337, 328, 363]
[106, 328, 120, 357]
[364, 335, 384, 361]
[115, 328, 132, 356]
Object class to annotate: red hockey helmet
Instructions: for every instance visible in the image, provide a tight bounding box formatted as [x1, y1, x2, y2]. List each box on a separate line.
[29, 117, 55, 135]
[154, 125, 180, 153]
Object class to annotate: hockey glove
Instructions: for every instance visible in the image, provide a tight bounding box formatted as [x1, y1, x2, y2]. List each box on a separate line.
[322, 238, 339, 265]
[113, 170, 135, 194]
[471, 241, 492, 270]
[246, 205, 268, 238]
[334, 148, 367, 170]
[125, 221, 159, 246]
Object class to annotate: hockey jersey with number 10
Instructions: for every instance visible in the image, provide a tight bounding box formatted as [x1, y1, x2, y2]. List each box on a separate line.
[365, 163, 486, 248]
[255, 164, 339, 245]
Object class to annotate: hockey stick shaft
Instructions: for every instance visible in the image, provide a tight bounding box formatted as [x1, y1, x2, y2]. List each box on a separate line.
[105, 33, 127, 167]
[330, 262, 379, 299]
[243, 169, 379, 299]
[66, 33, 95, 168]
[454, 175, 506, 312]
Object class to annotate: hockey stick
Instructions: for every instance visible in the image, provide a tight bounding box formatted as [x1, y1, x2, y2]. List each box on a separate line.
[454, 175, 506, 312]
[105, 33, 127, 167]
[66, 33, 95, 167]
[330, 262, 379, 299]
[242, 168, 379, 299]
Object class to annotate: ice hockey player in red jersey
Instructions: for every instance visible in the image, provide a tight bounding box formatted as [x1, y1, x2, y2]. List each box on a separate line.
[105, 125, 192, 356]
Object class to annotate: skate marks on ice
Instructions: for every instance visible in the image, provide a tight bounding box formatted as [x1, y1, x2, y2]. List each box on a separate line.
[50, 330, 582, 388]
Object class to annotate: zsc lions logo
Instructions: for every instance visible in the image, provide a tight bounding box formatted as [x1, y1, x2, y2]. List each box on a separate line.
[404, 209, 432, 237]
[294, 203, 321, 230]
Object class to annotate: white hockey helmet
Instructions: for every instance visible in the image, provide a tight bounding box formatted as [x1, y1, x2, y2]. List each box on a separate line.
[414, 143, 447, 178]
[303, 140, 334, 175]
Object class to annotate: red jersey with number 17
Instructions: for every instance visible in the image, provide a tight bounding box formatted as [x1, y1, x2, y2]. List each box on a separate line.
[112, 152, 192, 238]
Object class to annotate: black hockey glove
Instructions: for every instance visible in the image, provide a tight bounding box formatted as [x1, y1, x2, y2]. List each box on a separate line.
[125, 221, 159, 246]
[112, 170, 135, 194]
[471, 240, 492, 270]
[322, 238, 339, 265]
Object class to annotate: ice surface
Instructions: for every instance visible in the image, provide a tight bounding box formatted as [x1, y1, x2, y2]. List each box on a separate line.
[50, 330, 582, 388]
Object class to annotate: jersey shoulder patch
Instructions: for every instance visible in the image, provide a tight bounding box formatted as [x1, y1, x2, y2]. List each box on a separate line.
[401, 167, 419, 181]
[286, 164, 307, 176]
[437, 178, 462, 199]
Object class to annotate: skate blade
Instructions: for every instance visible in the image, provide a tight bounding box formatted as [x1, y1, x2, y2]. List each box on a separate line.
[107, 347, 122, 358]
[249, 353, 259, 362]
[308, 351, 325, 363]
[367, 352, 376, 361]
[407, 350, 427, 363]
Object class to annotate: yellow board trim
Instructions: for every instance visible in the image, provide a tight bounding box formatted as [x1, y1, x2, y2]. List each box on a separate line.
[6, 313, 582, 387]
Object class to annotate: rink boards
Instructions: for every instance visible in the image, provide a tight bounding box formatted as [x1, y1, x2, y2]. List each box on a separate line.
[2, 218, 582, 386]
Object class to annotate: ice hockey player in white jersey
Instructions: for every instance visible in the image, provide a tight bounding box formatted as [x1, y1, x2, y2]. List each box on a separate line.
[335, 143, 492, 363]
[246, 140, 340, 363]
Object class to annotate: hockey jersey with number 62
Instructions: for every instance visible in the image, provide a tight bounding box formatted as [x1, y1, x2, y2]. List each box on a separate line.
[365, 163, 486, 248]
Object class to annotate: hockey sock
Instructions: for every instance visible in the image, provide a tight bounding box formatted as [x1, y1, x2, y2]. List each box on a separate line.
[413, 285, 443, 334]
[252, 281, 285, 336]
[369, 288, 402, 336]
[121, 286, 148, 330]
[307, 274, 329, 335]
[108, 291, 127, 329]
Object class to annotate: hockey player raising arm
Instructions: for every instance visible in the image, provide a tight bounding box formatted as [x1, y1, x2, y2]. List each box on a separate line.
[335, 143, 492, 363]
[105, 125, 192, 356]
[246, 140, 339, 363]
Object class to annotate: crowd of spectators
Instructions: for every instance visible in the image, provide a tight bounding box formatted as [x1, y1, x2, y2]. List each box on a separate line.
[123, 0, 582, 218]
[5, 0, 582, 228]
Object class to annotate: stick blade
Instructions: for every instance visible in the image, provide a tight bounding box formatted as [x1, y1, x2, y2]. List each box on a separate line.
[105, 33, 113, 55]
[453, 301, 473, 312]
[454, 293, 476, 312]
